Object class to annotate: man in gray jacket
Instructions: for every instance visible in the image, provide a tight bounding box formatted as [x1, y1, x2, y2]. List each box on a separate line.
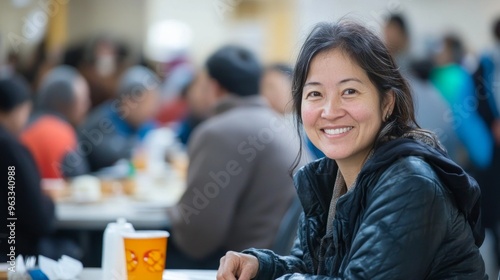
[167, 45, 303, 268]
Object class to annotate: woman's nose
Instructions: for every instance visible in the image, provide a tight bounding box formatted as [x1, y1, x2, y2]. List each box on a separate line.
[320, 95, 343, 119]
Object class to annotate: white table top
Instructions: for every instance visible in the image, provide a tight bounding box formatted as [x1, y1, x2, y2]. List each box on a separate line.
[56, 199, 172, 230]
[56, 176, 185, 230]
[80, 268, 217, 280]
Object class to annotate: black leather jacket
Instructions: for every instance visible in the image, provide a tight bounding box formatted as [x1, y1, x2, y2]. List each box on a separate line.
[244, 138, 486, 279]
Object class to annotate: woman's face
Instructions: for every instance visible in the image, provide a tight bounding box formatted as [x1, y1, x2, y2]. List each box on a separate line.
[301, 48, 393, 164]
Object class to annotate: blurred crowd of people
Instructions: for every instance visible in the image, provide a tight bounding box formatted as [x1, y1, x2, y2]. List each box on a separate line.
[384, 14, 500, 268]
[0, 12, 499, 271]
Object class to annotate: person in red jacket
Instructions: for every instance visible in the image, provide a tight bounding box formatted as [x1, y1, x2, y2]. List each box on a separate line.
[21, 65, 90, 179]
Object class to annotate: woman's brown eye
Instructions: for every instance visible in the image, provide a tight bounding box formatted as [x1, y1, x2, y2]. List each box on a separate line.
[343, 89, 356, 95]
[307, 91, 321, 98]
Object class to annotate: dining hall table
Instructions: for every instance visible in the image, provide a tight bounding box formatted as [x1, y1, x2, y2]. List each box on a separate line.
[52, 169, 186, 231]
[80, 268, 217, 279]
[46, 167, 187, 267]
[0, 265, 217, 280]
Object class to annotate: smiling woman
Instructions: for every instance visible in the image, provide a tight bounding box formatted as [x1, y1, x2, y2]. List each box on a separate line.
[301, 49, 394, 187]
[217, 20, 487, 280]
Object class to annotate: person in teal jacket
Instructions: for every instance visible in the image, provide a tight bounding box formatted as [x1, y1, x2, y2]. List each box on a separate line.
[431, 35, 494, 170]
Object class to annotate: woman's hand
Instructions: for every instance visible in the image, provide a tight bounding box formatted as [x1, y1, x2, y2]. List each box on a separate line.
[217, 251, 259, 280]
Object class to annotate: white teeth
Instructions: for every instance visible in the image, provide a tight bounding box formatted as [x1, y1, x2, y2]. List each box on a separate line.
[324, 127, 353, 135]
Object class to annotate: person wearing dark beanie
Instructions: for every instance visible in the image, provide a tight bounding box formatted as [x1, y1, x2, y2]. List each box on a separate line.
[206, 45, 261, 97]
[0, 75, 32, 135]
[167, 45, 303, 269]
[0, 74, 56, 261]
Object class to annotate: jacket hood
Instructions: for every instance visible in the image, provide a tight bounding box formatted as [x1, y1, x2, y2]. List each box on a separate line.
[296, 137, 484, 246]
[361, 138, 484, 246]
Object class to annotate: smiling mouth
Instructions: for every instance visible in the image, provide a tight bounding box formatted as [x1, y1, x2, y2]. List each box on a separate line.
[322, 126, 353, 136]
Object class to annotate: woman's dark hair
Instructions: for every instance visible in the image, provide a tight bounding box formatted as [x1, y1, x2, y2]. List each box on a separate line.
[291, 20, 424, 172]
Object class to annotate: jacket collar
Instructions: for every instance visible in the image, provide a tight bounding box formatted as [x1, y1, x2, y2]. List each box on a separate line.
[294, 157, 337, 217]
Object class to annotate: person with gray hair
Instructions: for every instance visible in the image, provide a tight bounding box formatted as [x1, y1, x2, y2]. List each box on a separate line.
[79, 65, 161, 172]
[35, 65, 90, 126]
[21, 65, 90, 178]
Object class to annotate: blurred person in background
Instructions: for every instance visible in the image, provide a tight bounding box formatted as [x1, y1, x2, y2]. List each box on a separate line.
[261, 63, 324, 159]
[79, 35, 129, 109]
[0, 51, 20, 78]
[79, 65, 160, 172]
[21, 66, 91, 179]
[431, 35, 495, 171]
[155, 53, 195, 125]
[473, 17, 500, 267]
[432, 35, 500, 273]
[21, 41, 57, 93]
[0, 74, 55, 260]
[384, 14, 411, 74]
[167, 45, 302, 269]
[385, 14, 462, 163]
[260, 63, 294, 115]
[411, 58, 462, 164]
[62, 42, 86, 69]
[175, 78, 206, 145]
[218, 21, 486, 280]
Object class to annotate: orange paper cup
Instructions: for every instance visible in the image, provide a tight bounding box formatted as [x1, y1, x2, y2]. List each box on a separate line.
[122, 231, 169, 280]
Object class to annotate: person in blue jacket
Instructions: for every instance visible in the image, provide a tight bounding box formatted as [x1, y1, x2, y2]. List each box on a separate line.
[473, 17, 500, 269]
[217, 21, 486, 280]
[78, 66, 160, 172]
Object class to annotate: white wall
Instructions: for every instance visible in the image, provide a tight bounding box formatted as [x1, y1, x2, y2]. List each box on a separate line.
[2, 0, 500, 64]
[67, 0, 145, 54]
[297, 0, 500, 55]
[402, 0, 500, 54]
[0, 0, 146, 63]
[0, 0, 47, 63]
[145, 0, 231, 65]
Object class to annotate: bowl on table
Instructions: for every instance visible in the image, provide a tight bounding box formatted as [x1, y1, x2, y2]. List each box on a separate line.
[70, 175, 102, 203]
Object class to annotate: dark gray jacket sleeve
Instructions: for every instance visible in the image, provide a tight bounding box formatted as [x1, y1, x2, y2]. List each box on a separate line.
[244, 171, 451, 279]
[167, 126, 253, 259]
[241, 214, 308, 279]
